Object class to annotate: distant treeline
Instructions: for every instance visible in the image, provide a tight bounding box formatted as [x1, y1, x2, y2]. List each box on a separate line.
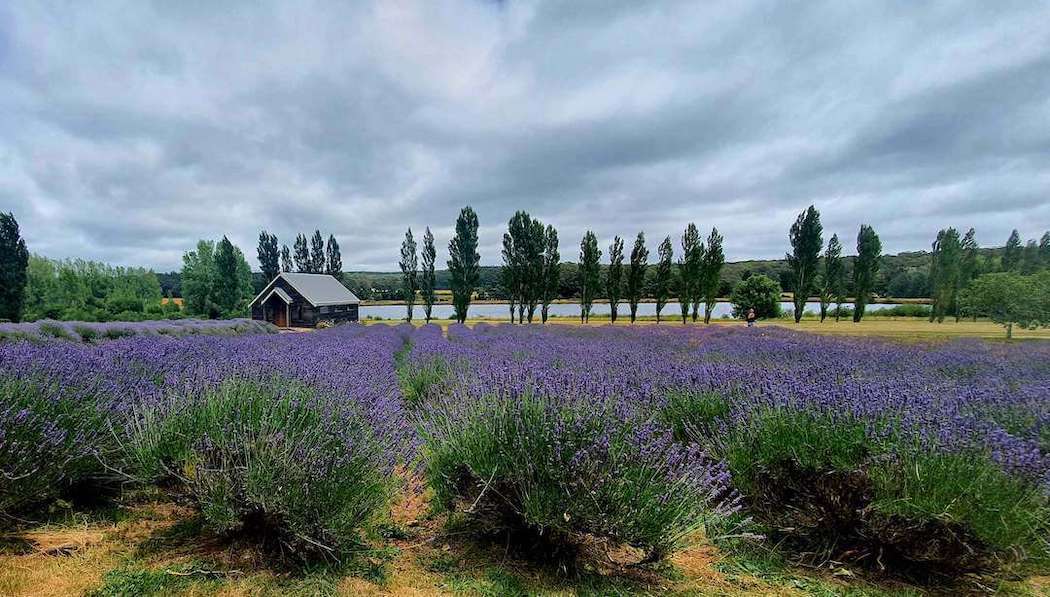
[152, 246, 1017, 302]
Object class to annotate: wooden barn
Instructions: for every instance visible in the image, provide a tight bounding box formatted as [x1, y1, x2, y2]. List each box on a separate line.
[250, 273, 360, 328]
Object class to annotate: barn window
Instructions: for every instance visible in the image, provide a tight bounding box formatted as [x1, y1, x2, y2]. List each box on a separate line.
[320, 306, 331, 314]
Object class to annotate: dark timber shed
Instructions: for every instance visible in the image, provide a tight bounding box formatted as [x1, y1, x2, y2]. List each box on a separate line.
[250, 273, 360, 328]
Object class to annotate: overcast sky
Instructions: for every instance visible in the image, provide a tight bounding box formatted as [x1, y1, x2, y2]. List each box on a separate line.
[1, 1, 1048, 272]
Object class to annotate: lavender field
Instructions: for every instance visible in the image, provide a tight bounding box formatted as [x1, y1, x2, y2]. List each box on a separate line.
[2, 323, 1048, 592]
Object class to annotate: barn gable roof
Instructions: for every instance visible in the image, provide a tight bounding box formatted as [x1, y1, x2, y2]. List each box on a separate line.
[262, 286, 293, 304]
[250, 273, 360, 308]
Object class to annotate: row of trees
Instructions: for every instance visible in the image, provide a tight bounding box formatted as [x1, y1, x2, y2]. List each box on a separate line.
[1, 212, 178, 323]
[21, 256, 175, 322]
[1002, 230, 1050, 275]
[929, 228, 1049, 323]
[397, 227, 437, 322]
[577, 224, 726, 324]
[499, 212, 560, 323]
[399, 207, 481, 324]
[257, 230, 343, 282]
[785, 205, 883, 323]
[397, 208, 731, 325]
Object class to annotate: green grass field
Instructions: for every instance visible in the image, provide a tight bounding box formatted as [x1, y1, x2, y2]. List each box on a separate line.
[364, 315, 1050, 341]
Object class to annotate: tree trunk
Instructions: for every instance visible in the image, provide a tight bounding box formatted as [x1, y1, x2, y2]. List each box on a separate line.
[1007, 322, 1013, 339]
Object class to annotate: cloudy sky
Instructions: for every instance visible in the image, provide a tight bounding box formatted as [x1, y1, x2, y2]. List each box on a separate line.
[1, 1, 1048, 272]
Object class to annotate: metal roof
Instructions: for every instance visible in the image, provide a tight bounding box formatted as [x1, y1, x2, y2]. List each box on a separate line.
[263, 286, 293, 303]
[250, 273, 360, 307]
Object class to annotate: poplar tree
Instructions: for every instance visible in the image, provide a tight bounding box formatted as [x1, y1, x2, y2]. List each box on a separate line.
[817, 234, 843, 322]
[626, 232, 648, 323]
[540, 225, 560, 323]
[654, 236, 673, 323]
[399, 228, 418, 321]
[325, 235, 342, 281]
[448, 207, 480, 324]
[503, 211, 546, 323]
[420, 227, 437, 323]
[310, 230, 326, 273]
[501, 232, 518, 323]
[524, 218, 545, 322]
[293, 234, 310, 272]
[700, 227, 725, 324]
[257, 231, 280, 282]
[280, 245, 293, 273]
[958, 228, 979, 321]
[1002, 229, 1022, 271]
[929, 228, 961, 322]
[578, 231, 602, 323]
[677, 224, 701, 324]
[214, 236, 242, 315]
[0, 212, 29, 322]
[607, 236, 624, 323]
[853, 225, 882, 322]
[787, 205, 823, 323]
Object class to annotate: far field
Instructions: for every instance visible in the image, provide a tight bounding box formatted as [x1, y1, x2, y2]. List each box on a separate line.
[363, 316, 1050, 341]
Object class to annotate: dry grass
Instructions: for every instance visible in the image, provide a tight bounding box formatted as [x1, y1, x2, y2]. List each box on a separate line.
[2, 490, 1047, 595]
[0, 502, 185, 597]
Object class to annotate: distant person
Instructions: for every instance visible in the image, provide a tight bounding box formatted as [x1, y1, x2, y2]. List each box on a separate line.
[746, 308, 757, 328]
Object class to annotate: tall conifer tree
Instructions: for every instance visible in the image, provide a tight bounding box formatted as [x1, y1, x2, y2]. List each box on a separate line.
[448, 207, 480, 324]
[787, 205, 823, 323]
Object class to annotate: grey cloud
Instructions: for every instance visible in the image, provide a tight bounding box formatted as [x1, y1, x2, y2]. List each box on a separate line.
[1, 0, 1048, 272]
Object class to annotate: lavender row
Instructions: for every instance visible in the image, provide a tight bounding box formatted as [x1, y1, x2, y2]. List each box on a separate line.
[0, 317, 279, 344]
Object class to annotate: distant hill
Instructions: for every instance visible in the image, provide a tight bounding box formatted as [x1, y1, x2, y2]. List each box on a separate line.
[159, 247, 1010, 301]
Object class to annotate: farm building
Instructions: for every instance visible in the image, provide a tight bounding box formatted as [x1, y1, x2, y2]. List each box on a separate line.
[250, 273, 360, 327]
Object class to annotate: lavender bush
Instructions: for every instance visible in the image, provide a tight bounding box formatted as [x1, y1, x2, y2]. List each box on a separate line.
[0, 318, 278, 344]
[405, 324, 1050, 573]
[422, 392, 741, 561]
[122, 377, 392, 559]
[1, 324, 411, 552]
[2, 319, 1048, 576]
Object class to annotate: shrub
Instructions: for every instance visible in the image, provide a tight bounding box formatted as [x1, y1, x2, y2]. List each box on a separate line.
[730, 275, 782, 319]
[37, 321, 76, 341]
[658, 390, 730, 443]
[0, 374, 111, 519]
[870, 304, 932, 317]
[103, 327, 136, 340]
[422, 394, 741, 563]
[703, 408, 1050, 574]
[73, 324, 100, 343]
[122, 378, 392, 560]
[398, 356, 452, 409]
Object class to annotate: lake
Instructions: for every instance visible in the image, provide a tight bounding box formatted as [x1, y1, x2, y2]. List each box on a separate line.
[359, 300, 906, 321]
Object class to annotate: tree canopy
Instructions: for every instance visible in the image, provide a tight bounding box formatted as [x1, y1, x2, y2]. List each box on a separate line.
[0, 212, 29, 322]
[730, 274, 782, 319]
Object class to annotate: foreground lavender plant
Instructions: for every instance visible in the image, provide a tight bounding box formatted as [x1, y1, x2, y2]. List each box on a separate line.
[405, 323, 1050, 572]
